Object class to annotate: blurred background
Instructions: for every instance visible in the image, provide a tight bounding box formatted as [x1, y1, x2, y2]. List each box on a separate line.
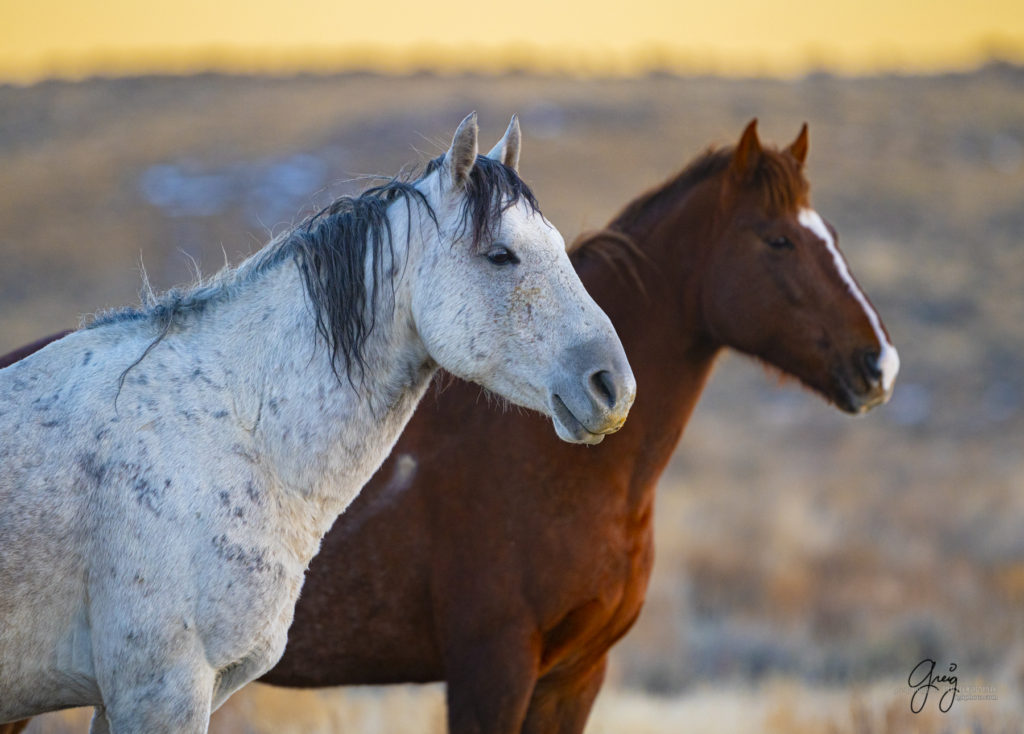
[2, 2, 1024, 732]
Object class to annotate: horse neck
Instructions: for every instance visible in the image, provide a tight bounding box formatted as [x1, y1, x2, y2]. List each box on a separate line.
[199, 216, 435, 526]
[574, 175, 724, 508]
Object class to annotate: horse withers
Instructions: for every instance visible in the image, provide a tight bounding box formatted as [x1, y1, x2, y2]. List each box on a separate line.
[0, 114, 635, 733]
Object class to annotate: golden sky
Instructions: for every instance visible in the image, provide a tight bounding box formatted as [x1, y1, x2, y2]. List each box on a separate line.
[2, 0, 1024, 81]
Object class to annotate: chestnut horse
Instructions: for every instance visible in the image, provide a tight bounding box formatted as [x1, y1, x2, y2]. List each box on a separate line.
[1, 120, 896, 734]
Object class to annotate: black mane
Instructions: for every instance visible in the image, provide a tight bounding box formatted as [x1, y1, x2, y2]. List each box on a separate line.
[424, 154, 541, 252]
[295, 154, 540, 381]
[290, 178, 432, 383]
[89, 153, 541, 386]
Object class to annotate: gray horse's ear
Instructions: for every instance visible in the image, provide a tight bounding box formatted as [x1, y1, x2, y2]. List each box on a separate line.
[446, 112, 479, 188]
[486, 114, 521, 172]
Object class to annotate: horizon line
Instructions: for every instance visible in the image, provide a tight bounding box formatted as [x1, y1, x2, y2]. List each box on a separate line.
[3, 40, 1024, 86]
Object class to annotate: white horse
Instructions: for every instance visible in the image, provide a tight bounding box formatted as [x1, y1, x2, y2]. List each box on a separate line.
[0, 113, 636, 732]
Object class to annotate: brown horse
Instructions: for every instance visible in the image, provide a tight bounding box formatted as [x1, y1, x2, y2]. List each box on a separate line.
[1, 120, 897, 734]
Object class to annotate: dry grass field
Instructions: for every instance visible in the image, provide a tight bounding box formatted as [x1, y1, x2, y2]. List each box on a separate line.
[2, 65, 1023, 731]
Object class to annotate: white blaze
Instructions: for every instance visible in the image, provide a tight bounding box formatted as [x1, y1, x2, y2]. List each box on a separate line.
[798, 208, 900, 394]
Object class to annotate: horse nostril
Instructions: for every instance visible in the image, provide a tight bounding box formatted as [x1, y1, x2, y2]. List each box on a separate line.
[589, 369, 617, 409]
[860, 348, 882, 383]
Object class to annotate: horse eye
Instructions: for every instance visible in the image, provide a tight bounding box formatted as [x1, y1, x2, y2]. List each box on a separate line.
[766, 236, 794, 250]
[486, 246, 520, 266]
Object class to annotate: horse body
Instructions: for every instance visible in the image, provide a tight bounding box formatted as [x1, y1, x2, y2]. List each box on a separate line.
[0, 266, 421, 721]
[263, 122, 898, 734]
[0, 115, 635, 732]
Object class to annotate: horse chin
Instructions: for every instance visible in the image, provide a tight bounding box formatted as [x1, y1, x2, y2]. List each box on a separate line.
[829, 371, 891, 415]
[832, 390, 866, 415]
[757, 359, 877, 415]
[550, 395, 606, 445]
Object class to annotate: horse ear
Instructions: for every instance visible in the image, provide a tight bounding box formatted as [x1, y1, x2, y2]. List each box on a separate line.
[787, 122, 809, 167]
[486, 114, 521, 172]
[731, 118, 762, 181]
[446, 112, 479, 188]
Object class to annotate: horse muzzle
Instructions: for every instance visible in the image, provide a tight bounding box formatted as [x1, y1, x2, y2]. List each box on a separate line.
[548, 340, 637, 445]
[833, 344, 900, 415]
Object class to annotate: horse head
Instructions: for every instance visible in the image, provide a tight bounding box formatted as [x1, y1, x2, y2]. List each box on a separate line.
[412, 114, 636, 442]
[700, 119, 898, 413]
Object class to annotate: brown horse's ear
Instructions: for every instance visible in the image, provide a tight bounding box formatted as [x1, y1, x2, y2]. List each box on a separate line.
[731, 118, 762, 181]
[787, 122, 809, 167]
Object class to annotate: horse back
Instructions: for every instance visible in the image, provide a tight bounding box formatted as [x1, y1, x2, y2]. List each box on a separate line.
[0, 331, 73, 370]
